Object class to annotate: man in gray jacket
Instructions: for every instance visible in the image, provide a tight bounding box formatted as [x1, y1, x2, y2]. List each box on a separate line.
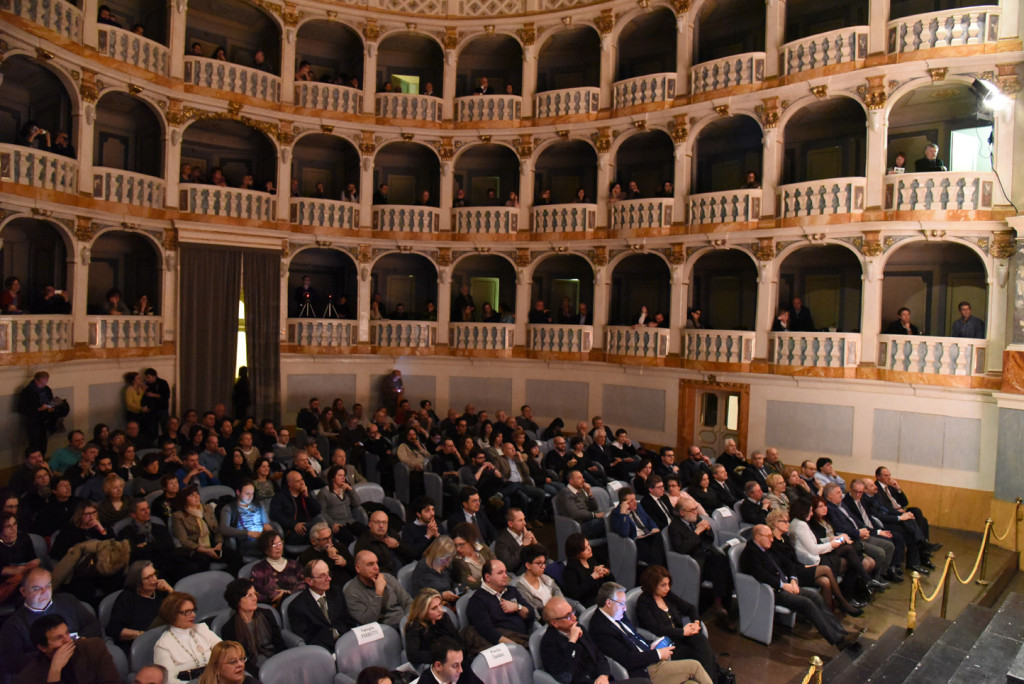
[343, 550, 411, 629]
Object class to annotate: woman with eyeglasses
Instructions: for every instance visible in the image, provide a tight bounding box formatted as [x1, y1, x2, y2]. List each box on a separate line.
[221, 578, 286, 677]
[250, 530, 304, 605]
[153, 591, 221, 682]
[512, 544, 564, 617]
[198, 640, 258, 684]
[107, 560, 173, 652]
[404, 588, 486, 681]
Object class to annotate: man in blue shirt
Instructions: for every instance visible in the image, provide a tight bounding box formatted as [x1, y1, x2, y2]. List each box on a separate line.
[951, 301, 985, 339]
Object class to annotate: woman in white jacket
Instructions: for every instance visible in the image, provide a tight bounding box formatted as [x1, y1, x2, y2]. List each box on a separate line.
[784, 499, 868, 612]
[153, 592, 221, 682]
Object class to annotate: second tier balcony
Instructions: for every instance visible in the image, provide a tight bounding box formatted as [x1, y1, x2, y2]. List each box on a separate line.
[184, 56, 281, 102]
[527, 324, 594, 354]
[533, 204, 596, 233]
[883, 171, 997, 215]
[610, 198, 674, 231]
[375, 93, 443, 123]
[777, 178, 866, 219]
[0, 315, 73, 354]
[449, 323, 515, 351]
[613, 73, 677, 110]
[888, 5, 1000, 55]
[97, 25, 168, 76]
[92, 168, 165, 209]
[781, 27, 869, 77]
[371, 321, 437, 348]
[689, 189, 761, 227]
[0, 143, 78, 195]
[88, 316, 162, 349]
[769, 331, 860, 374]
[294, 82, 363, 116]
[877, 334, 988, 380]
[452, 206, 518, 235]
[533, 87, 600, 119]
[605, 326, 670, 359]
[2, 0, 81, 42]
[455, 95, 522, 124]
[179, 184, 276, 222]
[291, 198, 359, 229]
[372, 205, 441, 233]
[682, 329, 755, 366]
[690, 52, 766, 96]
[287, 318, 357, 347]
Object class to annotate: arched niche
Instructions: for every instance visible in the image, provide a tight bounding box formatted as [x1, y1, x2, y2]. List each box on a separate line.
[782, 98, 866, 183]
[456, 35, 523, 96]
[292, 134, 360, 199]
[890, 0, 995, 21]
[887, 83, 990, 173]
[693, 116, 763, 193]
[534, 141, 597, 204]
[610, 254, 670, 326]
[374, 142, 440, 206]
[371, 253, 438, 319]
[288, 248, 357, 319]
[785, 0, 867, 41]
[88, 231, 161, 314]
[94, 92, 163, 176]
[0, 56, 74, 149]
[531, 255, 595, 319]
[98, 1, 168, 43]
[690, 249, 757, 330]
[181, 119, 277, 189]
[778, 245, 863, 332]
[453, 145, 520, 206]
[617, 8, 677, 79]
[185, 0, 282, 72]
[881, 241, 986, 336]
[0, 218, 69, 312]
[614, 131, 674, 197]
[295, 20, 364, 87]
[377, 33, 443, 93]
[452, 255, 517, 321]
[537, 28, 600, 92]
[695, 0, 766, 64]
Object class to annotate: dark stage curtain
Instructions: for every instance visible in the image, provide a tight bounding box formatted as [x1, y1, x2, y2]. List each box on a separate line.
[242, 249, 281, 423]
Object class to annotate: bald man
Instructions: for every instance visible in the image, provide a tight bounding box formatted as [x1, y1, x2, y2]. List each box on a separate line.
[342, 550, 410, 628]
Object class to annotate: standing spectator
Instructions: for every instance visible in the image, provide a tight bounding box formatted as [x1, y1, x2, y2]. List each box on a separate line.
[951, 301, 985, 338]
[789, 296, 815, 332]
[19, 371, 65, 454]
[885, 307, 921, 335]
[1, 276, 23, 312]
[252, 49, 274, 73]
[97, 5, 122, 26]
[914, 143, 947, 172]
[51, 132, 77, 158]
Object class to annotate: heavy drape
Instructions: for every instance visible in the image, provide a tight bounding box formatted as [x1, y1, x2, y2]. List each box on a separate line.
[242, 249, 281, 423]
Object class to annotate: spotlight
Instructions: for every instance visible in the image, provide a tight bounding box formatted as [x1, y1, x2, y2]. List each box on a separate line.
[970, 78, 1011, 117]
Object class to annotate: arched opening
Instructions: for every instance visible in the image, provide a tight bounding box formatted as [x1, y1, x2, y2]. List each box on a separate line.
[0, 219, 69, 313]
[456, 35, 523, 96]
[180, 119, 277, 189]
[295, 20, 364, 86]
[94, 92, 163, 176]
[537, 28, 600, 92]
[292, 134, 360, 199]
[377, 33, 443, 94]
[690, 250, 757, 330]
[88, 231, 161, 315]
[371, 254, 438, 320]
[97, 0, 167, 43]
[453, 145, 520, 206]
[890, 0, 996, 21]
[782, 99, 866, 183]
[610, 254, 671, 326]
[614, 131, 675, 197]
[288, 249, 358, 319]
[0, 56, 74, 151]
[185, 0, 281, 72]
[882, 242, 986, 336]
[452, 256, 517, 322]
[695, 0, 766, 63]
[693, 116, 763, 192]
[778, 246, 863, 332]
[785, 0, 868, 41]
[373, 142, 440, 206]
[617, 8, 677, 79]
[534, 141, 597, 204]
[531, 255, 595, 322]
[888, 83, 992, 174]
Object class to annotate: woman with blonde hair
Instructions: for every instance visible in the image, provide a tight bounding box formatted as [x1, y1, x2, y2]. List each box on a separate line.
[451, 522, 495, 590]
[764, 472, 790, 512]
[411, 535, 459, 603]
[198, 640, 258, 684]
[96, 473, 130, 526]
[404, 588, 486, 677]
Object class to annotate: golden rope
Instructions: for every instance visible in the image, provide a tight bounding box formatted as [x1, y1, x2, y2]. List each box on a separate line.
[951, 523, 990, 584]
[914, 555, 953, 602]
[990, 502, 1019, 542]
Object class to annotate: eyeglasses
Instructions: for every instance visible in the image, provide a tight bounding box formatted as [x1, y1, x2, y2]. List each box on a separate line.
[554, 609, 576, 622]
[178, 608, 196, 617]
[225, 657, 247, 666]
[609, 598, 625, 606]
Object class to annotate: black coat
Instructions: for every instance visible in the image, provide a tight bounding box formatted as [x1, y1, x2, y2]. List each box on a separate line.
[588, 611, 660, 679]
[539, 625, 611, 684]
[287, 588, 357, 650]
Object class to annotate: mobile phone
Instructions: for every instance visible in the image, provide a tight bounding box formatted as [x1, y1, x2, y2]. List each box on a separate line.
[69, 632, 79, 640]
[654, 636, 673, 649]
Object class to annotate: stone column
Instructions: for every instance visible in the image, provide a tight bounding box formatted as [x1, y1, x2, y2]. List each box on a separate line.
[859, 239, 884, 366]
[867, 0, 889, 55]
[668, 257, 688, 355]
[280, 25, 298, 105]
[160, 239, 178, 343]
[70, 223, 92, 346]
[276, 145, 292, 222]
[753, 242, 778, 360]
[167, 0, 187, 81]
[81, 0, 99, 49]
[675, 11, 694, 95]
[513, 255, 532, 346]
[362, 22, 380, 116]
[278, 249, 290, 343]
[985, 231, 1015, 372]
[865, 106, 888, 210]
[760, 120, 783, 218]
[597, 11, 617, 111]
[517, 138, 535, 233]
[596, 129, 613, 230]
[591, 251, 610, 349]
[436, 251, 453, 345]
[442, 28, 459, 121]
[165, 125, 182, 209]
[75, 75, 98, 197]
[356, 246, 373, 343]
[359, 133, 375, 230]
[763, 0, 786, 79]
[671, 115, 691, 222]
[521, 33, 538, 118]
[439, 139, 455, 233]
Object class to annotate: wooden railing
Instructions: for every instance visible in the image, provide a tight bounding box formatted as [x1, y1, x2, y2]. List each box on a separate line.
[877, 334, 987, 376]
[527, 324, 594, 353]
[0, 315, 73, 353]
[88, 316, 162, 348]
[781, 26, 869, 75]
[605, 326, 670, 358]
[179, 184, 276, 221]
[777, 177, 866, 218]
[449, 323, 515, 350]
[682, 329, 755, 364]
[183, 56, 281, 102]
[691, 52, 766, 95]
[610, 198, 674, 231]
[887, 6, 1000, 54]
[769, 331, 860, 368]
[689, 189, 762, 225]
[290, 198, 359, 229]
[97, 25, 168, 75]
[91, 167, 165, 209]
[0, 143, 78, 195]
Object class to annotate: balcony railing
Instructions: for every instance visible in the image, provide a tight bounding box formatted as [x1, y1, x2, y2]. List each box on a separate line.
[613, 73, 677, 109]
[92, 168, 165, 209]
[878, 334, 987, 376]
[97, 25, 168, 75]
[533, 87, 600, 118]
[777, 177, 866, 218]
[1, 0, 82, 41]
[527, 324, 594, 354]
[0, 315, 73, 353]
[883, 171, 997, 212]
[370, 321, 437, 348]
[887, 6, 1000, 54]
[449, 323, 515, 350]
[183, 56, 281, 102]
[179, 184, 276, 222]
[452, 206, 518, 234]
[533, 204, 596, 233]
[689, 189, 762, 225]
[294, 82, 363, 115]
[605, 326, 670, 358]
[769, 331, 860, 369]
[290, 198, 359, 229]
[0, 144, 78, 195]
[782, 27, 869, 76]
[691, 52, 766, 95]
[375, 93, 443, 122]
[610, 198, 674, 231]
[455, 95, 522, 123]
[682, 329, 755, 364]
[372, 205, 440, 232]
[287, 318, 357, 347]
[88, 316, 162, 348]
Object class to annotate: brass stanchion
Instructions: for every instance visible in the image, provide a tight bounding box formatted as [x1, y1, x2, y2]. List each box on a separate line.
[907, 570, 920, 631]
[977, 518, 992, 586]
[799, 656, 823, 684]
[940, 552, 955, 619]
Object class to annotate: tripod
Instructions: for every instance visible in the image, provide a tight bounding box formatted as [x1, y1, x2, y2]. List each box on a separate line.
[323, 295, 341, 319]
[298, 295, 316, 318]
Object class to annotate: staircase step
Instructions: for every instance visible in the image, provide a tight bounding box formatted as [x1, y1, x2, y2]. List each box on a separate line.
[865, 616, 951, 683]
[947, 593, 1024, 682]
[826, 626, 906, 684]
[903, 603, 997, 683]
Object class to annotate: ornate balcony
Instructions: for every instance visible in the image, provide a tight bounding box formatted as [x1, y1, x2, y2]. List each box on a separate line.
[690, 52, 766, 96]
[183, 56, 281, 102]
[92, 168, 165, 209]
[613, 73, 677, 110]
[0, 144, 78, 195]
[374, 93, 443, 123]
[533, 87, 600, 119]
[294, 82, 363, 115]
[689, 189, 761, 226]
[179, 184, 276, 222]
[452, 206, 518, 235]
[97, 25, 168, 75]
[533, 204, 596, 233]
[682, 329, 755, 365]
[877, 334, 988, 378]
[605, 326, 670, 358]
[290, 198, 359, 229]
[527, 324, 594, 354]
[1, 0, 81, 41]
[769, 331, 860, 372]
[883, 171, 997, 213]
[449, 323, 515, 351]
[610, 198, 674, 231]
[777, 178, 866, 219]
[887, 6, 1000, 54]
[0, 315, 73, 353]
[88, 316, 162, 348]
[782, 27, 869, 76]
[370, 321, 437, 348]
[287, 318, 357, 347]
[455, 95, 522, 123]
[372, 205, 441, 233]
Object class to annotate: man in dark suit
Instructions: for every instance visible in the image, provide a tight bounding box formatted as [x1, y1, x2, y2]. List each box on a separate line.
[715, 438, 746, 486]
[679, 445, 713, 485]
[708, 464, 739, 507]
[741, 450, 770, 489]
[652, 447, 680, 480]
[554, 470, 607, 538]
[270, 470, 322, 545]
[854, 480, 922, 579]
[823, 484, 893, 588]
[18, 371, 61, 454]
[288, 559, 357, 650]
[609, 487, 666, 567]
[475, 76, 494, 95]
[466, 560, 534, 646]
[540, 596, 643, 684]
[575, 303, 592, 325]
[875, 467, 936, 548]
[493, 508, 537, 575]
[640, 475, 676, 529]
[354, 509, 411, 575]
[447, 486, 498, 545]
[739, 481, 772, 525]
[789, 296, 815, 332]
[417, 637, 466, 684]
[588, 430, 633, 481]
[14, 615, 121, 684]
[669, 499, 733, 618]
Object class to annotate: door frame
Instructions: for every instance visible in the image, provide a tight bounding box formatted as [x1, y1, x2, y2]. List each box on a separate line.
[677, 379, 750, 457]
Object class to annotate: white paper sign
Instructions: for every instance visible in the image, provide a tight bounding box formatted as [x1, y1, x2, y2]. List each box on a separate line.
[724, 537, 742, 548]
[481, 644, 513, 668]
[354, 622, 385, 645]
[716, 506, 733, 518]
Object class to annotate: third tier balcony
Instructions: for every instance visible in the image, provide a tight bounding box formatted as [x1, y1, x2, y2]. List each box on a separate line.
[613, 73, 677, 110]
[777, 177, 866, 219]
[781, 27, 869, 77]
[883, 171, 998, 217]
[888, 5, 1001, 55]
[97, 25, 168, 76]
[92, 168, 165, 209]
[690, 52, 766, 96]
[294, 82, 363, 116]
[184, 56, 281, 102]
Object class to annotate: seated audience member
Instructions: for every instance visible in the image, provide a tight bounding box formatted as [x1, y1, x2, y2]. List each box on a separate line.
[741, 171, 761, 189]
[451, 522, 495, 590]
[270, 470, 321, 546]
[493, 507, 537, 575]
[405, 589, 481, 670]
[562, 532, 613, 607]
[640, 474, 676, 529]
[631, 459, 653, 498]
[316, 464, 366, 544]
[589, 582, 713, 684]
[708, 464, 739, 507]
[288, 559, 357, 649]
[21, 465, 53, 521]
[17, 122, 51, 150]
[355, 509, 411, 575]
[609, 487, 666, 567]
[914, 142, 947, 172]
[687, 470, 722, 513]
[513, 544, 564, 616]
[554, 469, 607, 537]
[107, 561, 172, 651]
[416, 637, 473, 684]
[299, 520, 356, 585]
[889, 151, 907, 173]
[466, 560, 533, 647]
[885, 307, 921, 335]
[636, 566, 720, 679]
[814, 457, 846, 492]
[7, 447, 48, 496]
[343, 550, 411, 628]
[151, 474, 180, 521]
[219, 450, 253, 492]
[669, 499, 733, 621]
[447, 486, 497, 545]
[221, 579, 286, 677]
[740, 481, 772, 525]
[153, 592, 222, 681]
[860, 478, 921, 579]
[741, 450, 770, 490]
[875, 466, 936, 546]
[35, 476, 79, 536]
[104, 288, 130, 315]
[176, 449, 218, 488]
[118, 498, 190, 582]
[951, 300, 985, 339]
[50, 500, 114, 560]
[402, 495, 441, 560]
[764, 472, 791, 512]
[411, 535, 460, 603]
[251, 458, 278, 504]
[822, 485, 891, 586]
[540, 595, 639, 684]
[200, 640, 259, 684]
[219, 480, 273, 559]
[131, 453, 164, 497]
[0, 512, 39, 601]
[96, 473, 130, 526]
[97, 4, 121, 26]
[172, 485, 240, 574]
[786, 467, 813, 502]
[251, 530, 304, 605]
[14, 614, 121, 684]
[72, 451, 115, 502]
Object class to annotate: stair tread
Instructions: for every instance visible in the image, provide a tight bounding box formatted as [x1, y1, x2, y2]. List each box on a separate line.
[825, 626, 905, 684]
[947, 594, 1024, 683]
[903, 603, 997, 683]
[865, 616, 951, 684]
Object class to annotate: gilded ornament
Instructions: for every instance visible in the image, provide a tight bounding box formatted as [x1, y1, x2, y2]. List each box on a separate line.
[516, 24, 536, 47]
[671, 0, 690, 13]
[437, 247, 453, 266]
[443, 27, 459, 51]
[595, 9, 615, 35]
[758, 96, 780, 129]
[927, 67, 948, 82]
[591, 246, 608, 267]
[515, 248, 531, 267]
[810, 84, 827, 99]
[992, 231, 1015, 259]
[668, 115, 689, 143]
[713, 104, 729, 117]
[862, 75, 886, 110]
[513, 136, 533, 159]
[35, 47, 54, 60]
[363, 20, 380, 43]
[74, 216, 94, 243]
[358, 244, 374, 264]
[755, 238, 774, 262]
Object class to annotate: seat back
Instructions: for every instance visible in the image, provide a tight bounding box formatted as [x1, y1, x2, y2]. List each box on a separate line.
[423, 472, 444, 517]
[111, 517, 133, 536]
[174, 570, 234, 620]
[726, 540, 782, 645]
[455, 589, 475, 630]
[353, 482, 385, 504]
[528, 627, 547, 669]
[363, 452, 380, 484]
[591, 487, 611, 511]
[335, 623, 404, 676]
[606, 527, 638, 589]
[397, 562, 416, 596]
[259, 644, 337, 684]
[553, 514, 580, 562]
[281, 591, 302, 632]
[577, 605, 597, 630]
[28, 534, 53, 569]
[623, 586, 643, 625]
[383, 496, 406, 520]
[104, 639, 129, 678]
[199, 485, 236, 504]
[130, 626, 167, 673]
[393, 462, 411, 503]
[98, 589, 123, 633]
[470, 643, 534, 684]
[712, 506, 740, 536]
[239, 559, 259, 579]
[209, 608, 234, 635]
[543, 560, 565, 589]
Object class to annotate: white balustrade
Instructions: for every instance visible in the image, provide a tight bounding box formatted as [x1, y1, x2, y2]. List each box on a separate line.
[0, 143, 78, 195]
[184, 56, 281, 102]
[294, 82, 363, 114]
[527, 324, 594, 353]
[605, 326, 670, 358]
[682, 329, 755, 364]
[877, 334, 987, 376]
[372, 205, 441, 232]
[689, 189, 762, 225]
[782, 27, 869, 76]
[610, 198, 674, 231]
[455, 95, 522, 123]
[0, 315, 73, 353]
[97, 25, 168, 75]
[287, 318, 357, 346]
[769, 332, 860, 368]
[179, 184, 276, 221]
[887, 6, 1000, 54]
[533, 87, 601, 118]
[1, 0, 82, 41]
[370, 321, 437, 348]
[613, 73, 677, 109]
[91, 168, 165, 208]
[449, 323, 515, 350]
[374, 93, 443, 122]
[690, 52, 766, 95]
[777, 177, 866, 218]
[452, 206, 518, 234]
[533, 204, 596, 233]
[290, 198, 359, 229]
[883, 171, 997, 212]
[88, 316, 162, 348]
